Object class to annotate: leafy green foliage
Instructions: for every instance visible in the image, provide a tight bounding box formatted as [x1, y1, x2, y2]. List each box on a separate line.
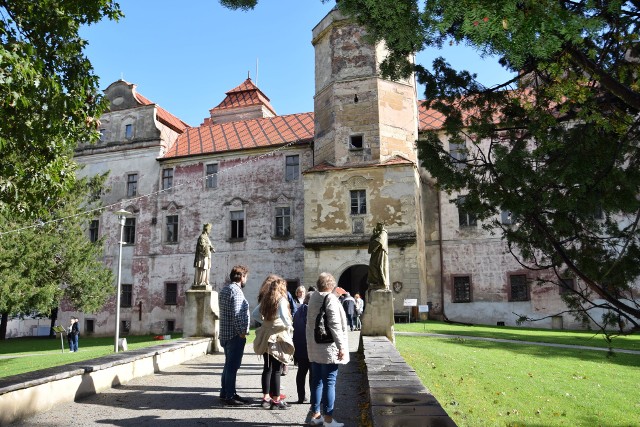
[0, 0, 122, 218]
[337, 0, 640, 331]
[0, 173, 114, 339]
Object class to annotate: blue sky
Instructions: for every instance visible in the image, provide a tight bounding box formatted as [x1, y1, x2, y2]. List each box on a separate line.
[81, 0, 513, 127]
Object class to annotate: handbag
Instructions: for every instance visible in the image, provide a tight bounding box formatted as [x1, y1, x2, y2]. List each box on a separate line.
[314, 294, 334, 344]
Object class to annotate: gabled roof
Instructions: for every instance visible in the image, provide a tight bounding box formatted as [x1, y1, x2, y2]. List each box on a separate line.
[163, 112, 313, 159]
[134, 91, 190, 133]
[209, 78, 276, 117]
[418, 100, 445, 131]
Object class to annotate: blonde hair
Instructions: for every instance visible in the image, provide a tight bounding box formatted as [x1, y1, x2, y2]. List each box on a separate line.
[316, 272, 337, 292]
[259, 275, 287, 320]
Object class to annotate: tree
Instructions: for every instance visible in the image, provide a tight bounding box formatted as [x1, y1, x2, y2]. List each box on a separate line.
[221, 0, 640, 333]
[0, 173, 114, 339]
[0, 0, 122, 219]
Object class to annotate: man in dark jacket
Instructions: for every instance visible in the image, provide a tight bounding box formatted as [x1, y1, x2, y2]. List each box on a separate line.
[341, 292, 356, 331]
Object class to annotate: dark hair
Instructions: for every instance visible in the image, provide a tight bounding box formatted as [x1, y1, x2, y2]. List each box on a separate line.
[308, 286, 317, 292]
[229, 265, 248, 283]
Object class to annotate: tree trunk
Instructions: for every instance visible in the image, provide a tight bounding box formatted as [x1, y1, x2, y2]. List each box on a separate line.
[0, 312, 8, 340]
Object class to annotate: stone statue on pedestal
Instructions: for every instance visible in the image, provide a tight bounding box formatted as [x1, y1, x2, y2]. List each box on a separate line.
[193, 223, 215, 288]
[367, 222, 389, 290]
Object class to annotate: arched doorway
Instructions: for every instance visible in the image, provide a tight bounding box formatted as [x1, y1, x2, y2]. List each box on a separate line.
[338, 264, 368, 299]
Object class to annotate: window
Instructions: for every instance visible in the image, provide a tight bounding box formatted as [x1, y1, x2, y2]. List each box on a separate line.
[125, 123, 133, 139]
[453, 276, 472, 303]
[89, 219, 99, 242]
[162, 168, 173, 190]
[457, 196, 477, 227]
[123, 217, 136, 244]
[206, 163, 218, 188]
[449, 141, 467, 169]
[285, 155, 299, 181]
[85, 319, 95, 334]
[166, 215, 178, 243]
[592, 205, 604, 220]
[126, 173, 138, 197]
[559, 278, 576, 295]
[275, 207, 291, 237]
[501, 210, 513, 225]
[121, 284, 132, 308]
[349, 135, 363, 149]
[166, 319, 175, 333]
[99, 129, 106, 141]
[230, 210, 245, 239]
[509, 274, 529, 301]
[350, 190, 366, 215]
[121, 320, 130, 334]
[165, 282, 178, 305]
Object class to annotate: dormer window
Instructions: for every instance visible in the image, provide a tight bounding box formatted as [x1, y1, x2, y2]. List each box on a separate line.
[349, 135, 363, 150]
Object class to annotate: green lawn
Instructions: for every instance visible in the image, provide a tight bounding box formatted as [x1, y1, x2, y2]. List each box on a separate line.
[394, 322, 640, 427]
[0, 334, 181, 378]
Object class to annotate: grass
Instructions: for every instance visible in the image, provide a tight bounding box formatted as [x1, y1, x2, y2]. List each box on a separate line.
[0, 334, 181, 379]
[394, 321, 640, 351]
[394, 322, 640, 427]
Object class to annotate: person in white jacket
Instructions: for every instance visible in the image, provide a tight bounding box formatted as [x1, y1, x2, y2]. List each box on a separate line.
[305, 272, 349, 427]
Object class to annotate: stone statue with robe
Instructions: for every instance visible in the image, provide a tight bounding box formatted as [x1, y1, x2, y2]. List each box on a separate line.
[367, 222, 389, 290]
[193, 223, 215, 288]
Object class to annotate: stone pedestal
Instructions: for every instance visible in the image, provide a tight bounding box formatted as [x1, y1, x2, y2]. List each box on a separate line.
[361, 289, 394, 343]
[183, 286, 220, 352]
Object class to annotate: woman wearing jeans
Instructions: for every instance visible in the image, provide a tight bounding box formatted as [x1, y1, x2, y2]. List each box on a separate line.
[305, 272, 349, 427]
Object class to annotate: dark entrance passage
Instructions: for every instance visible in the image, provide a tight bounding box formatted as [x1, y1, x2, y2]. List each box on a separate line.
[338, 264, 368, 299]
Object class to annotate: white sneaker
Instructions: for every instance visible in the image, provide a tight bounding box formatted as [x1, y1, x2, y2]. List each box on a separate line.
[308, 416, 323, 426]
[323, 419, 344, 427]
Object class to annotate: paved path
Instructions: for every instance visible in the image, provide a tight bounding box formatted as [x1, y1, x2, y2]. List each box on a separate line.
[396, 331, 640, 354]
[12, 331, 365, 427]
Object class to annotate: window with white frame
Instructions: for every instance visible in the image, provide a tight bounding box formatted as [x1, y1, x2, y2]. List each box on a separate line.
[205, 163, 218, 188]
[230, 210, 245, 239]
[275, 207, 291, 237]
[457, 196, 477, 227]
[166, 215, 178, 243]
[350, 190, 366, 215]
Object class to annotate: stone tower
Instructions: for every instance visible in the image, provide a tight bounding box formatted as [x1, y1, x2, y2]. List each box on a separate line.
[303, 9, 427, 318]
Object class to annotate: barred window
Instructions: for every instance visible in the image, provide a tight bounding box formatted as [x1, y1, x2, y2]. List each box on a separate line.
[509, 274, 529, 301]
[453, 276, 472, 303]
[165, 282, 178, 305]
[121, 284, 132, 308]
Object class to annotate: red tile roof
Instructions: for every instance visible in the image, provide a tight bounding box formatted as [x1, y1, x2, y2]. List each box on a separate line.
[134, 92, 190, 133]
[418, 100, 446, 131]
[163, 112, 314, 159]
[209, 78, 276, 117]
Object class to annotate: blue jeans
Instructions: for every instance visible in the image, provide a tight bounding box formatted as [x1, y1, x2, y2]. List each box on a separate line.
[310, 362, 339, 416]
[220, 335, 246, 399]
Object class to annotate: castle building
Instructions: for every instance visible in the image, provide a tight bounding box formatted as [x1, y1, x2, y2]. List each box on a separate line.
[23, 9, 591, 338]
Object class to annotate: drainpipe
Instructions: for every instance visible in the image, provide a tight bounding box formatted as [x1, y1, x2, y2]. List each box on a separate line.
[436, 188, 449, 322]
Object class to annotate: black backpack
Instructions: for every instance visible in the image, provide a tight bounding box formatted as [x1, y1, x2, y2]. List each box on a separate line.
[314, 294, 334, 344]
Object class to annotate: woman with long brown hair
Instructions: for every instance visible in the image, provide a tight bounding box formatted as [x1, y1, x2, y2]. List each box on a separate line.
[252, 274, 294, 410]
